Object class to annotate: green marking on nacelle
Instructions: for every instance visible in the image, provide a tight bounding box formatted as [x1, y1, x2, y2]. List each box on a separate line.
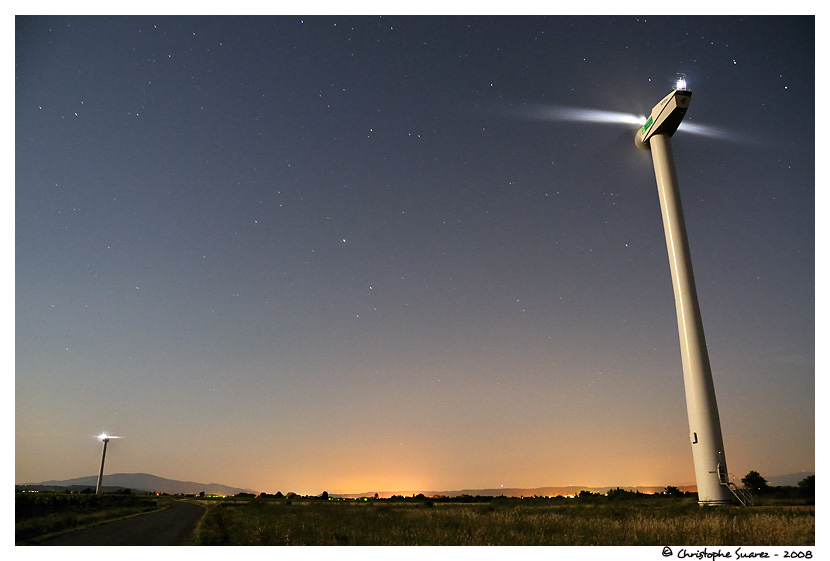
[641, 116, 653, 136]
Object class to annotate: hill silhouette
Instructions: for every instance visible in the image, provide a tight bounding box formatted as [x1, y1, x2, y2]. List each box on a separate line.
[24, 472, 255, 495]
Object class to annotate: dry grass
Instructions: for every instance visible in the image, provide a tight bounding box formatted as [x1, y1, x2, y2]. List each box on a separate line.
[195, 499, 814, 546]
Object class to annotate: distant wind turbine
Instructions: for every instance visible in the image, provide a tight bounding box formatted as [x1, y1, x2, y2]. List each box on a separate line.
[95, 433, 122, 495]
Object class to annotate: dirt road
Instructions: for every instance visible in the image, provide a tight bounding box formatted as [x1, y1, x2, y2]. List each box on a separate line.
[38, 500, 206, 546]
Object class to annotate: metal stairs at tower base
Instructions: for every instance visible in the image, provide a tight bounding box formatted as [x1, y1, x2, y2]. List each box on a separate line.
[717, 464, 753, 506]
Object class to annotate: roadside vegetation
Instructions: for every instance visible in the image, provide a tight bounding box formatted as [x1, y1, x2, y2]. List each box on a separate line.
[15, 490, 162, 544]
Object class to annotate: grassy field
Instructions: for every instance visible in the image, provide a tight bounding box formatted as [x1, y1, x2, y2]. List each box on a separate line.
[15, 492, 163, 544]
[195, 497, 815, 546]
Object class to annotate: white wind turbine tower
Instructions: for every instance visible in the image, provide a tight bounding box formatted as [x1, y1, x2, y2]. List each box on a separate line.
[517, 75, 750, 506]
[95, 433, 121, 495]
[634, 75, 748, 506]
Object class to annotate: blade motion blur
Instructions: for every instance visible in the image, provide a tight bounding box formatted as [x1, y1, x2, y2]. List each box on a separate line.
[518, 103, 646, 127]
[514, 103, 741, 141]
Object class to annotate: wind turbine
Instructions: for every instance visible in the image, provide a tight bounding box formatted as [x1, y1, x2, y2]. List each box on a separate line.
[515, 76, 745, 505]
[634, 76, 736, 506]
[95, 433, 121, 495]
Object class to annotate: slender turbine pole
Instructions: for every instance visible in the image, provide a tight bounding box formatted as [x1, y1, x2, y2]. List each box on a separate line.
[636, 85, 733, 505]
[95, 434, 110, 495]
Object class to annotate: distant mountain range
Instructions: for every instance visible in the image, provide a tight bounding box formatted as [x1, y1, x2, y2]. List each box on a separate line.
[19, 473, 256, 496]
[17, 471, 812, 498]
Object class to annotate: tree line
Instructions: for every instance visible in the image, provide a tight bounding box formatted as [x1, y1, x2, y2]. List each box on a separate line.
[238, 471, 815, 505]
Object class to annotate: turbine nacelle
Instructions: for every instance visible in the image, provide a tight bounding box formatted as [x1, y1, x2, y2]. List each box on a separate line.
[635, 89, 693, 150]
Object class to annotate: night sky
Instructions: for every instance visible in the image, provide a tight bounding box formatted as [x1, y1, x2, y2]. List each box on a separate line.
[15, 15, 814, 495]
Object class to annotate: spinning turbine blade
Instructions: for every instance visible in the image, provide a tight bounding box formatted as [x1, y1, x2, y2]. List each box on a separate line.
[515, 103, 748, 142]
[517, 103, 646, 127]
[676, 121, 744, 141]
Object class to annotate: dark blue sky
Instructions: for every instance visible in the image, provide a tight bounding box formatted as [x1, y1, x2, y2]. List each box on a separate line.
[16, 15, 814, 494]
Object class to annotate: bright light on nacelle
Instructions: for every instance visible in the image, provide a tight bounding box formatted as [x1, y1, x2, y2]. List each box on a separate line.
[676, 74, 688, 91]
